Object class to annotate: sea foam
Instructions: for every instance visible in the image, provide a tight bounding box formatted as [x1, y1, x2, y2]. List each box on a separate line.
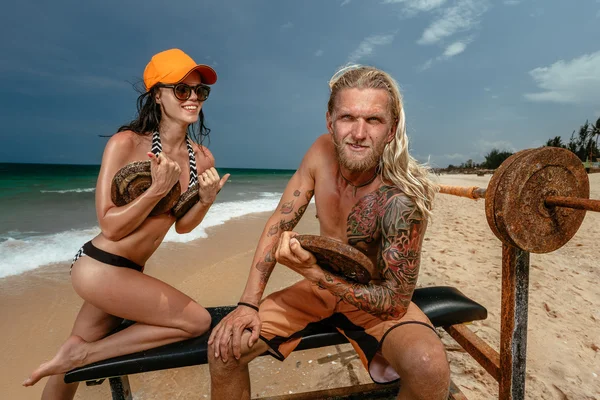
[40, 188, 95, 194]
[0, 195, 282, 279]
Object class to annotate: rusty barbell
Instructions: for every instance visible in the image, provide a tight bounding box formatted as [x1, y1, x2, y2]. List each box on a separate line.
[439, 147, 599, 254]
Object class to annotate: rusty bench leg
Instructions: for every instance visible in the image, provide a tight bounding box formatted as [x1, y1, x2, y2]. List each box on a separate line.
[500, 245, 530, 400]
[108, 376, 132, 400]
[449, 380, 468, 400]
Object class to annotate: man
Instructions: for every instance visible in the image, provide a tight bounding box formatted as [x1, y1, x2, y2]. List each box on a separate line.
[208, 65, 448, 399]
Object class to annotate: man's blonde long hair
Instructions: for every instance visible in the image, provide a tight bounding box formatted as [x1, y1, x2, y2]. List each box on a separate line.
[327, 65, 438, 219]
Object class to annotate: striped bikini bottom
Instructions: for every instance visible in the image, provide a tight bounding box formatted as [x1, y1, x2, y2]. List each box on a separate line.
[71, 241, 144, 272]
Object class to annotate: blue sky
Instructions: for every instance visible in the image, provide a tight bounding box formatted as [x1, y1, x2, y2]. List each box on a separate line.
[1, 0, 599, 169]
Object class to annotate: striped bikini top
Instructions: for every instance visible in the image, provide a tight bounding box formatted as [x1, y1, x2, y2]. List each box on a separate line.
[151, 131, 198, 190]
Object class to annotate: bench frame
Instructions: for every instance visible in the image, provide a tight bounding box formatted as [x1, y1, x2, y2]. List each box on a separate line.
[67, 285, 487, 400]
[66, 241, 532, 400]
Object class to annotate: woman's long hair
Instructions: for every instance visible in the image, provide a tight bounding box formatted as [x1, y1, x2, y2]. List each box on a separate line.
[118, 85, 211, 146]
[327, 65, 438, 219]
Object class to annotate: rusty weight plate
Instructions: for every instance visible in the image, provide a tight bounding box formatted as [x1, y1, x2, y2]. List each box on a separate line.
[111, 160, 181, 216]
[172, 183, 200, 219]
[295, 235, 374, 284]
[485, 149, 536, 248]
[487, 147, 589, 253]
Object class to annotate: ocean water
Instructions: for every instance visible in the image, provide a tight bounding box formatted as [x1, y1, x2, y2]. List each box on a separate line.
[0, 163, 295, 279]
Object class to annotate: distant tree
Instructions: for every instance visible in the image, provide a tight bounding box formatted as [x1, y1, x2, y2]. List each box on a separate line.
[481, 148, 513, 169]
[566, 120, 599, 161]
[461, 159, 474, 169]
[591, 118, 600, 161]
[545, 136, 566, 148]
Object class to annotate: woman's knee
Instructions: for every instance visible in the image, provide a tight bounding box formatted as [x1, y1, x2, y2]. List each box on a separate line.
[182, 305, 211, 337]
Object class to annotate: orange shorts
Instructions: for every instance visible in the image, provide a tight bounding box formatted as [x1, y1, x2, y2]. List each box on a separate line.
[258, 279, 436, 384]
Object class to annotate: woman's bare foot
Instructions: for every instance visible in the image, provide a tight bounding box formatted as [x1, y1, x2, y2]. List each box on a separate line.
[23, 335, 89, 387]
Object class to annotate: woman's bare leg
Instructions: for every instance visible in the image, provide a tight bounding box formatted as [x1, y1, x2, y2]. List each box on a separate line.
[24, 258, 211, 386]
[40, 301, 122, 400]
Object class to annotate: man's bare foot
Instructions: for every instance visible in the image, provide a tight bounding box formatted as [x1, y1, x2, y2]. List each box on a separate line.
[23, 335, 89, 387]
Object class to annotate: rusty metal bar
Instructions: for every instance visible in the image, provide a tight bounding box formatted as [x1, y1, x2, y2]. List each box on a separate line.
[445, 324, 501, 382]
[439, 186, 600, 214]
[449, 380, 469, 400]
[259, 379, 467, 400]
[499, 244, 530, 400]
[439, 184, 487, 200]
[545, 195, 600, 212]
[257, 381, 399, 399]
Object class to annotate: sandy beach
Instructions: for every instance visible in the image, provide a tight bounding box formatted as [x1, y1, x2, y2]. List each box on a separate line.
[1, 173, 599, 400]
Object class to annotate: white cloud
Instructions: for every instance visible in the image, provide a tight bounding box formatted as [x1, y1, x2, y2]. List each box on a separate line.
[503, 0, 521, 5]
[443, 41, 468, 57]
[348, 34, 395, 62]
[341, 0, 351, 6]
[443, 153, 468, 161]
[281, 21, 293, 30]
[315, 49, 324, 57]
[419, 59, 434, 71]
[484, 87, 491, 92]
[418, 39, 470, 70]
[417, 0, 490, 45]
[382, 0, 448, 13]
[524, 51, 600, 104]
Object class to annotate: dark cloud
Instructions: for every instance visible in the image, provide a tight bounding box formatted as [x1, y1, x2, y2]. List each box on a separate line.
[0, 0, 598, 168]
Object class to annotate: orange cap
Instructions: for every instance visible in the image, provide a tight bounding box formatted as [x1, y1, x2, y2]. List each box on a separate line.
[143, 48, 217, 91]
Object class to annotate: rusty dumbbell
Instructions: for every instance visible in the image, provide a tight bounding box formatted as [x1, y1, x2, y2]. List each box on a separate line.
[440, 147, 599, 253]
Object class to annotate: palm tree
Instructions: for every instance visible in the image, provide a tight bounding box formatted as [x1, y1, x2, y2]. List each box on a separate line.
[568, 121, 591, 161]
[591, 117, 600, 162]
[545, 136, 566, 148]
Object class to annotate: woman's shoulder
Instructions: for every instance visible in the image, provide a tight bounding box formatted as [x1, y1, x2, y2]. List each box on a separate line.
[103, 131, 147, 157]
[107, 130, 138, 146]
[191, 142, 215, 167]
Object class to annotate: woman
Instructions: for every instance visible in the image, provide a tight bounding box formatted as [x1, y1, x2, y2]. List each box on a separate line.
[23, 48, 229, 399]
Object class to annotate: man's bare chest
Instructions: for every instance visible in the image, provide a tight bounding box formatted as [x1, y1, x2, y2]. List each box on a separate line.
[314, 186, 389, 252]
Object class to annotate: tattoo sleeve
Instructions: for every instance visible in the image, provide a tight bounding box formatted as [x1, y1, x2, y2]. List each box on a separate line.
[318, 193, 425, 320]
[255, 189, 314, 291]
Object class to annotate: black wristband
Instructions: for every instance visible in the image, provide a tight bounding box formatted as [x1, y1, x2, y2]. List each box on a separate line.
[237, 302, 259, 312]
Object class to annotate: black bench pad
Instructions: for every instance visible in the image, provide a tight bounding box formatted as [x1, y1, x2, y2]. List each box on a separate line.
[65, 286, 486, 383]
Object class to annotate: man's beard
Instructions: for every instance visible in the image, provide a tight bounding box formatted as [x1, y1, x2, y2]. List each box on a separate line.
[332, 135, 386, 172]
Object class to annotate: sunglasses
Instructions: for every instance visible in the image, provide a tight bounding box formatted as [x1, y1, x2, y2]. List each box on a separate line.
[157, 83, 211, 101]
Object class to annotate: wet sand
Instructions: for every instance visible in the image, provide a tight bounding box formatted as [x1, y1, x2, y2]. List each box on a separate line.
[2, 174, 599, 399]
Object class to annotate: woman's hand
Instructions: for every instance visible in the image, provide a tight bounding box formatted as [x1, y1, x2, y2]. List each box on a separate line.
[147, 152, 181, 196]
[198, 167, 230, 205]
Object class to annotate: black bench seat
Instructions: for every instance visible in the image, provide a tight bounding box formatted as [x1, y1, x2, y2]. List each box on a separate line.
[65, 286, 486, 384]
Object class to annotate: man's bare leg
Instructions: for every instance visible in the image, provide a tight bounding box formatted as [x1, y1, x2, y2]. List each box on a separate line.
[208, 330, 269, 400]
[381, 303, 450, 400]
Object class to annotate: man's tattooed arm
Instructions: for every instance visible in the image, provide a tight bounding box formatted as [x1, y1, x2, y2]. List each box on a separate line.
[245, 189, 315, 299]
[315, 194, 425, 320]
